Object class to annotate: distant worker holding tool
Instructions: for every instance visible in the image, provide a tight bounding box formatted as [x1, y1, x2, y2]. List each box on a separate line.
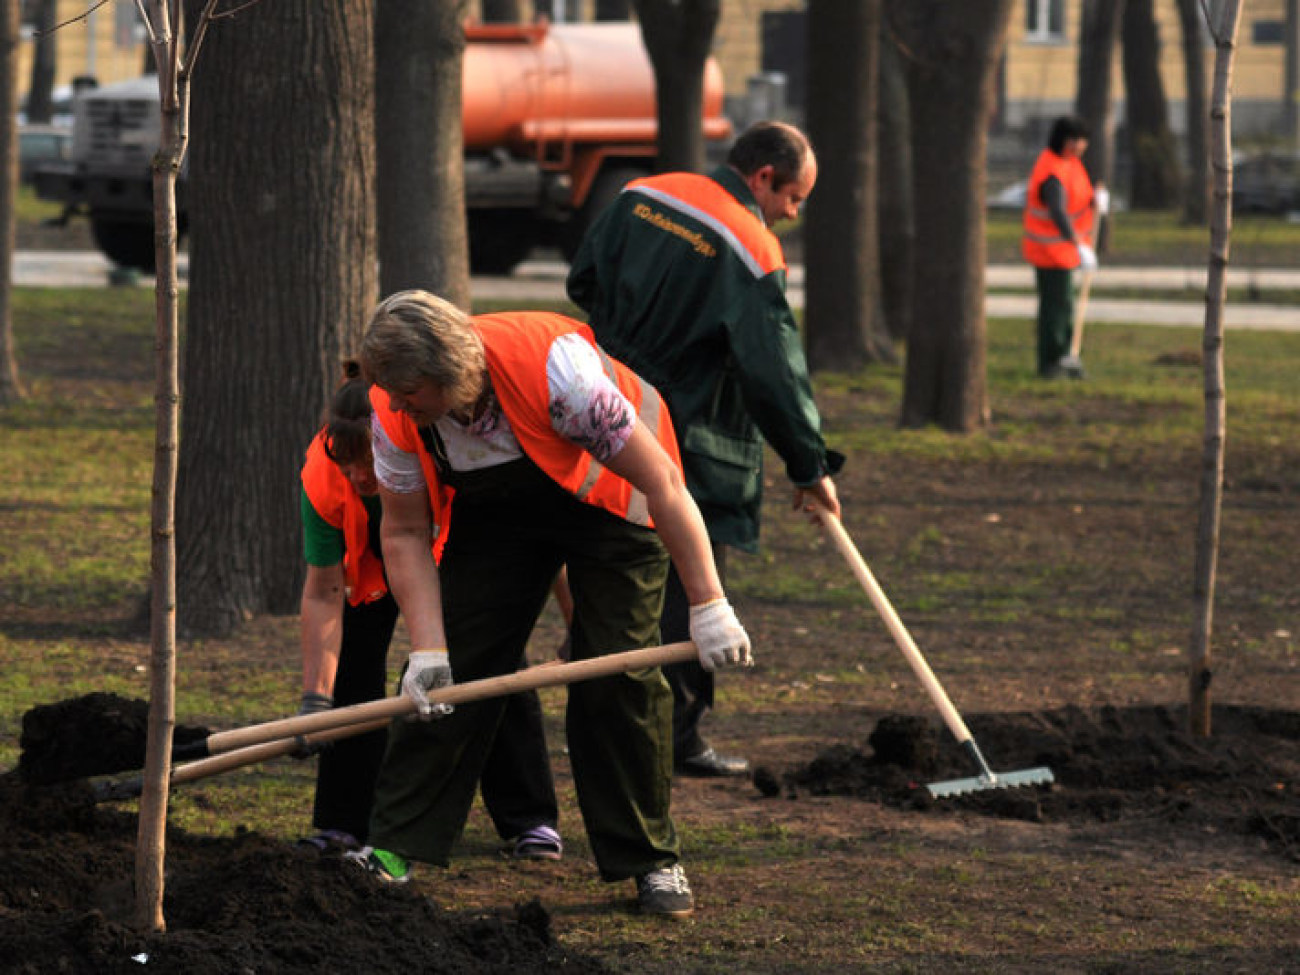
[1022, 114, 1108, 379]
[567, 120, 843, 779]
[347, 291, 752, 919]
[295, 362, 562, 861]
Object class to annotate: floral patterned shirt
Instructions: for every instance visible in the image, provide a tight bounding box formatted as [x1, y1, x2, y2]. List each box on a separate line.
[372, 332, 636, 495]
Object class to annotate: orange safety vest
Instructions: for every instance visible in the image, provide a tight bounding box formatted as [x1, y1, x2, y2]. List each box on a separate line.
[300, 432, 388, 607]
[370, 311, 681, 531]
[625, 171, 787, 277]
[1021, 149, 1094, 270]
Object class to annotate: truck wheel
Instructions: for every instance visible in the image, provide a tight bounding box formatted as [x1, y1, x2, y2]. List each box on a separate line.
[559, 165, 650, 263]
[468, 210, 538, 275]
[90, 218, 157, 273]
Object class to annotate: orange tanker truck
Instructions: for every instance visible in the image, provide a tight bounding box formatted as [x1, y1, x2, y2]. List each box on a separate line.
[33, 20, 732, 275]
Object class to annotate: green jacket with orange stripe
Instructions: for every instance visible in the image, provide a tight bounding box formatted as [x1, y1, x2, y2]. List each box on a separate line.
[567, 165, 842, 553]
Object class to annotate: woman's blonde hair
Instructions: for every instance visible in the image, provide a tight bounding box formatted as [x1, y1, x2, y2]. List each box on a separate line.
[359, 290, 486, 413]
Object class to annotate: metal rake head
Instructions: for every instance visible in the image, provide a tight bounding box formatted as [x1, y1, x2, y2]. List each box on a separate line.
[926, 765, 1055, 800]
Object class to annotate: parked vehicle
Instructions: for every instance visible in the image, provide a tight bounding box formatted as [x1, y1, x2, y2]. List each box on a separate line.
[33, 22, 732, 274]
[1232, 150, 1300, 215]
[19, 123, 72, 185]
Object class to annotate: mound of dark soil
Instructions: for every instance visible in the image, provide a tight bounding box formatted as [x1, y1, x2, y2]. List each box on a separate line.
[18, 693, 210, 786]
[0, 775, 609, 975]
[765, 704, 1300, 860]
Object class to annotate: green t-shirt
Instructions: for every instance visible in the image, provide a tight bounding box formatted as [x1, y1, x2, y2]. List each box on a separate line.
[300, 487, 382, 567]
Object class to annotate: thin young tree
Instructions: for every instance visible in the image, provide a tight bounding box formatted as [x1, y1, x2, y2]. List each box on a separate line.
[0, 0, 20, 405]
[130, 0, 226, 933]
[1190, 0, 1245, 738]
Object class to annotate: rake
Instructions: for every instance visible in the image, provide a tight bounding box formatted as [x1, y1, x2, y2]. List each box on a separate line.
[817, 507, 1054, 799]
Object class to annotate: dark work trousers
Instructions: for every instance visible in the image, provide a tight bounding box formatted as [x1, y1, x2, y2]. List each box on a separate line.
[313, 596, 558, 844]
[312, 594, 398, 842]
[368, 458, 677, 881]
[660, 542, 727, 762]
[1034, 266, 1076, 374]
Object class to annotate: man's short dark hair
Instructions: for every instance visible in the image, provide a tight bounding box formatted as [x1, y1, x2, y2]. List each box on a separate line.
[1048, 115, 1091, 154]
[727, 121, 811, 190]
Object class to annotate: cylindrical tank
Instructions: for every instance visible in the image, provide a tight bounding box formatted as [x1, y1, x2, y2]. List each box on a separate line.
[462, 22, 727, 154]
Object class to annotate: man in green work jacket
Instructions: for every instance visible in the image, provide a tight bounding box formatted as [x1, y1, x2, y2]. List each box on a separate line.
[567, 121, 843, 778]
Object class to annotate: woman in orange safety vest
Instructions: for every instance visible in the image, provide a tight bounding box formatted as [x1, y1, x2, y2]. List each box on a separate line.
[1022, 114, 1102, 378]
[294, 362, 560, 860]
[346, 291, 752, 919]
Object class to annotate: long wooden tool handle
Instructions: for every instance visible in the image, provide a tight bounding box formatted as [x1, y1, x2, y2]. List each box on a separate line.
[203, 641, 697, 756]
[1070, 268, 1094, 357]
[817, 509, 975, 746]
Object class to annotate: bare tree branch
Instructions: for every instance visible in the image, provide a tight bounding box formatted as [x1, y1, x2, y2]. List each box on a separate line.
[40, 0, 114, 35]
[213, 0, 266, 21]
[134, 0, 157, 43]
[186, 0, 249, 76]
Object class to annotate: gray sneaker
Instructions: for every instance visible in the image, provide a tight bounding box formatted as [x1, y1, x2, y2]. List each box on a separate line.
[636, 864, 694, 918]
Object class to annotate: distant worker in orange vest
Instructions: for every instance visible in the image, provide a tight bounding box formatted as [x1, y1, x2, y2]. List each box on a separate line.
[1022, 115, 1108, 379]
[347, 292, 752, 919]
[295, 362, 561, 861]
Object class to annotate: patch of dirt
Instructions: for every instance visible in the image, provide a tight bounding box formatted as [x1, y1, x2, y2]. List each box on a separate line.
[768, 706, 1300, 859]
[0, 775, 610, 974]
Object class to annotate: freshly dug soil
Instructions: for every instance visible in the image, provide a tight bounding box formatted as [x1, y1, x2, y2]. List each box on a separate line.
[0, 773, 609, 975]
[765, 704, 1299, 860]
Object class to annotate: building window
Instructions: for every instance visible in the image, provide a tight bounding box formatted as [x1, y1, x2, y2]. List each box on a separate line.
[1025, 0, 1065, 43]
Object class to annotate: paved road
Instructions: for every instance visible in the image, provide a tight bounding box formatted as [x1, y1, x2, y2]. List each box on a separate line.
[15, 251, 1300, 331]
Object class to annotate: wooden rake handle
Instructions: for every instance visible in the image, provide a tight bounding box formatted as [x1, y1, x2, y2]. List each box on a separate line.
[1069, 268, 1095, 358]
[815, 507, 976, 748]
[203, 640, 698, 758]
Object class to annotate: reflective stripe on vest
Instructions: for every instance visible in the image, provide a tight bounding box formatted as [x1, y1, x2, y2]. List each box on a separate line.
[300, 432, 388, 606]
[624, 172, 785, 279]
[1022, 149, 1094, 270]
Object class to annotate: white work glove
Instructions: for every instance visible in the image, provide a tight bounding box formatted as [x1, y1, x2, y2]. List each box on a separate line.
[1076, 243, 1098, 271]
[402, 649, 454, 719]
[688, 598, 753, 672]
[1094, 186, 1111, 216]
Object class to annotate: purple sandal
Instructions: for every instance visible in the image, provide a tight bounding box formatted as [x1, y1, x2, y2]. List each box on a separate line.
[511, 825, 563, 861]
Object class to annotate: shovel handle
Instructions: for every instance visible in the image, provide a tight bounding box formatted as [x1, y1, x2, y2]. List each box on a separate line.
[1070, 268, 1094, 358]
[202, 641, 698, 757]
[815, 508, 975, 747]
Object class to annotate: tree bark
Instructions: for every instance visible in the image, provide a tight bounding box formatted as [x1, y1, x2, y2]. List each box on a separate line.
[176, 0, 376, 636]
[878, 22, 914, 343]
[1175, 0, 1209, 224]
[803, 0, 889, 371]
[0, 0, 22, 405]
[376, 0, 470, 306]
[891, 0, 1013, 431]
[24, 0, 56, 124]
[594, 0, 632, 20]
[1189, 0, 1244, 738]
[1122, 0, 1182, 209]
[631, 0, 720, 173]
[1075, 0, 1124, 192]
[479, 0, 523, 23]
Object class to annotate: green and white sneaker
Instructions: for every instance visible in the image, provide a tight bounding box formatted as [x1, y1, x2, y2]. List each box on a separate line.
[345, 846, 411, 885]
[636, 864, 694, 918]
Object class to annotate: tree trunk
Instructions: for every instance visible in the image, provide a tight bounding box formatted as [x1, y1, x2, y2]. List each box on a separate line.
[631, 0, 720, 173]
[25, 0, 56, 124]
[376, 1, 470, 306]
[479, 0, 522, 23]
[803, 0, 888, 371]
[594, 0, 631, 20]
[1122, 0, 1182, 209]
[1189, 0, 1244, 738]
[1175, 0, 1209, 224]
[1075, 0, 1124, 194]
[892, 0, 1013, 431]
[878, 22, 914, 343]
[176, 0, 376, 636]
[0, 0, 21, 405]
